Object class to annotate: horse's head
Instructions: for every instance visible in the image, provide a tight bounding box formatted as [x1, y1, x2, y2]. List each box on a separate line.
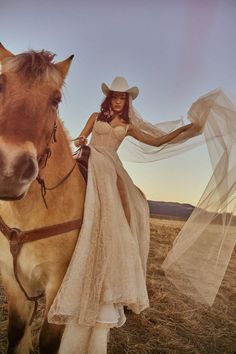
[0, 44, 73, 200]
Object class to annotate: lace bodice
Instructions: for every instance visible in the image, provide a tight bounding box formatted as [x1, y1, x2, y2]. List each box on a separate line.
[89, 120, 128, 152]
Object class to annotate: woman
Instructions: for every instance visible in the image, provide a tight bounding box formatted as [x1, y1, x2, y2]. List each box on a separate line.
[48, 77, 197, 354]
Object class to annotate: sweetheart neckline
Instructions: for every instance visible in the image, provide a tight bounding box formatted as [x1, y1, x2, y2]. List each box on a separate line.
[96, 121, 128, 131]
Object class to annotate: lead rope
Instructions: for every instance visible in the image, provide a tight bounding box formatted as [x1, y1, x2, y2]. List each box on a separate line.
[36, 163, 77, 208]
[12, 246, 44, 326]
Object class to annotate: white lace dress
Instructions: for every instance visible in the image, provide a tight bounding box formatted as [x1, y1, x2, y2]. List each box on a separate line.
[48, 119, 150, 328]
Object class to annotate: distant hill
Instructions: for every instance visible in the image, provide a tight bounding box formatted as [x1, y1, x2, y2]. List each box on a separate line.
[148, 200, 194, 220]
[148, 200, 236, 224]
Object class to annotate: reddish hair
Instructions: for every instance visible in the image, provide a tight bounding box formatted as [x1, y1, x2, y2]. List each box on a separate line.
[97, 91, 130, 124]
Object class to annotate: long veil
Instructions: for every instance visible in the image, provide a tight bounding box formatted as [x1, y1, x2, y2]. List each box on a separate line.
[118, 89, 236, 306]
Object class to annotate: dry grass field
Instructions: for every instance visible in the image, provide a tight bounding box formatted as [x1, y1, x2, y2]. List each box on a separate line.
[1, 217, 236, 353]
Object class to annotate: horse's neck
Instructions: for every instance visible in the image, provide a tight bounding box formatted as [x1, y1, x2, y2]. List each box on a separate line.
[4, 125, 86, 229]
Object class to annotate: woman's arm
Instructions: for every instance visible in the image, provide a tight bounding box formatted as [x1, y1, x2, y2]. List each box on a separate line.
[127, 122, 198, 147]
[74, 112, 98, 147]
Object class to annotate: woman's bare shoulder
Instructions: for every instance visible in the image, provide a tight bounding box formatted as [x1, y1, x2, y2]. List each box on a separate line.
[86, 112, 99, 125]
[89, 112, 99, 120]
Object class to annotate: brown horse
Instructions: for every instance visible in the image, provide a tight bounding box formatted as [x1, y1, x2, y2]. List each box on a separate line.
[0, 44, 86, 353]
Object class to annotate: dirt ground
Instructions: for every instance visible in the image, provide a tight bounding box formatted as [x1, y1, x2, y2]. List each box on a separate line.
[1, 217, 236, 353]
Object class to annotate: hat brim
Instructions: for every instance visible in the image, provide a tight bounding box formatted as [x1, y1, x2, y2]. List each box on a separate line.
[101, 83, 139, 100]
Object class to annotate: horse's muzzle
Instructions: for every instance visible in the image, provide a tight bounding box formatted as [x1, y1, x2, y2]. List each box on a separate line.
[0, 143, 39, 200]
[0, 172, 34, 201]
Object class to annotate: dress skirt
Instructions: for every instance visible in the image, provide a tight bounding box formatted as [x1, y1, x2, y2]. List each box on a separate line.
[48, 144, 150, 328]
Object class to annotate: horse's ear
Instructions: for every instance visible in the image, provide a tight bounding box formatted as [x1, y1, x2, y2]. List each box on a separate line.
[0, 43, 15, 60]
[55, 55, 74, 82]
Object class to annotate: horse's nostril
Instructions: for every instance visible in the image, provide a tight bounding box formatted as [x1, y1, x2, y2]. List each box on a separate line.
[21, 159, 37, 181]
[14, 154, 38, 183]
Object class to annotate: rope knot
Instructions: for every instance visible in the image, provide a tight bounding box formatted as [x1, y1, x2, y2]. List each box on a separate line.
[36, 176, 48, 208]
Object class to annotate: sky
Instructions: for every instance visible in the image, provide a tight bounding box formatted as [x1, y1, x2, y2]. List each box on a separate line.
[1, 0, 236, 205]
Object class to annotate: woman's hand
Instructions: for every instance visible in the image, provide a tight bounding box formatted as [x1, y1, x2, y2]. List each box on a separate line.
[178, 122, 201, 135]
[74, 136, 88, 147]
[109, 106, 114, 117]
[184, 122, 201, 133]
[180, 123, 194, 131]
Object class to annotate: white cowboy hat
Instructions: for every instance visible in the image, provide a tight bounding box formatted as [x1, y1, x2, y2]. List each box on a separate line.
[101, 76, 139, 100]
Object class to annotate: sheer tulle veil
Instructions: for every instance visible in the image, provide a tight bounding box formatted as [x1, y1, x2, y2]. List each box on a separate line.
[118, 89, 236, 306]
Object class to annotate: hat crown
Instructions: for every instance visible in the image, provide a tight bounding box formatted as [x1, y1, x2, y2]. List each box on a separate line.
[101, 76, 139, 100]
[110, 76, 129, 92]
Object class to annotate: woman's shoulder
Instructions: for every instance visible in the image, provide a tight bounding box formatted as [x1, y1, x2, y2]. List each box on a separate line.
[88, 112, 99, 123]
[90, 112, 99, 118]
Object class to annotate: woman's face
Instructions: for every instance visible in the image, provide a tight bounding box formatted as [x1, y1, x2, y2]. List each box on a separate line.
[111, 91, 126, 114]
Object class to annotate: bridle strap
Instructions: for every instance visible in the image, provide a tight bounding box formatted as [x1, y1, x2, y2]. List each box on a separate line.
[0, 216, 82, 243]
[37, 121, 57, 169]
[0, 216, 82, 325]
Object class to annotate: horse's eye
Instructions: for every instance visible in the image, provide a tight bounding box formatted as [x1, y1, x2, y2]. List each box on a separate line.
[51, 93, 62, 109]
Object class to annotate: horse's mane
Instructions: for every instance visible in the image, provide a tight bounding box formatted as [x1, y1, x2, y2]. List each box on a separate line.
[16, 51, 56, 79]
[5, 50, 61, 84]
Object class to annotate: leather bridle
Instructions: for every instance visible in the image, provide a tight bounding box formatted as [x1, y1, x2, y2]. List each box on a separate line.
[0, 118, 83, 325]
[36, 121, 77, 208]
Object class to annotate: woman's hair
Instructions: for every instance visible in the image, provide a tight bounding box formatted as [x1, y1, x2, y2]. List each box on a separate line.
[97, 91, 130, 123]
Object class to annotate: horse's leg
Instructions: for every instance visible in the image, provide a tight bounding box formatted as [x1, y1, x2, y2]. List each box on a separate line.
[39, 284, 64, 354]
[1, 272, 33, 354]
